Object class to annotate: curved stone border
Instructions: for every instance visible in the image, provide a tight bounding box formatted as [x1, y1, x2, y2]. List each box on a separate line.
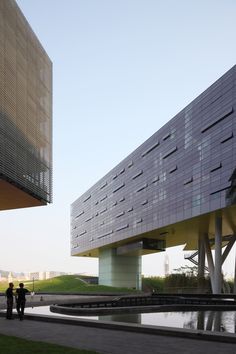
[50, 303, 236, 316]
[3, 312, 236, 344]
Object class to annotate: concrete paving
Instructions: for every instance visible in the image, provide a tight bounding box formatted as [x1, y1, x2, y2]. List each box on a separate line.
[0, 316, 236, 354]
[0, 294, 235, 353]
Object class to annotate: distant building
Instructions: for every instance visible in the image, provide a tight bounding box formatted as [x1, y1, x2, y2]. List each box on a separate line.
[8, 272, 13, 283]
[45, 271, 67, 279]
[0, 0, 52, 210]
[164, 255, 169, 276]
[29, 272, 45, 281]
[29, 271, 67, 281]
[71, 66, 236, 293]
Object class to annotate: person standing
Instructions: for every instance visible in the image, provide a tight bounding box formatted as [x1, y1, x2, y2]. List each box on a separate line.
[16, 283, 29, 321]
[5, 282, 14, 320]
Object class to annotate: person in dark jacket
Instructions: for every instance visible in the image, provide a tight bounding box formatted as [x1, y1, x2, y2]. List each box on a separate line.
[16, 283, 30, 321]
[5, 282, 14, 319]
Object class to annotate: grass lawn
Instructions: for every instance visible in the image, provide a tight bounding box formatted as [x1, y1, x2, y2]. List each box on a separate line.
[0, 334, 99, 354]
[0, 275, 138, 294]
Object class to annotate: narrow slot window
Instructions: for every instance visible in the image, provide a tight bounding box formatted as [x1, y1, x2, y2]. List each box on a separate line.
[113, 182, 125, 193]
[163, 146, 178, 159]
[141, 200, 148, 205]
[116, 224, 129, 232]
[136, 218, 143, 224]
[75, 211, 84, 219]
[152, 176, 159, 184]
[201, 106, 233, 133]
[128, 161, 133, 168]
[83, 195, 91, 203]
[116, 211, 125, 218]
[132, 170, 143, 180]
[100, 195, 107, 202]
[221, 132, 233, 144]
[163, 133, 171, 141]
[141, 141, 159, 157]
[100, 181, 107, 190]
[98, 230, 113, 239]
[136, 183, 148, 193]
[184, 177, 193, 185]
[169, 165, 177, 174]
[210, 163, 222, 173]
[210, 185, 230, 195]
[100, 207, 107, 214]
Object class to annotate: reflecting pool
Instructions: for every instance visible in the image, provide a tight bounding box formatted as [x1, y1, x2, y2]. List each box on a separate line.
[24, 306, 236, 333]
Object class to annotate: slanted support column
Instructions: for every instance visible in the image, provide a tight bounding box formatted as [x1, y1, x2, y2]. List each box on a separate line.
[214, 215, 222, 294]
[198, 234, 205, 279]
[234, 253, 236, 293]
[198, 233, 206, 292]
[203, 233, 215, 293]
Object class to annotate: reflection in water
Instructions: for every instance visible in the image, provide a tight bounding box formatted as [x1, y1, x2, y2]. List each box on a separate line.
[24, 306, 236, 333]
[183, 311, 232, 332]
[99, 314, 141, 324]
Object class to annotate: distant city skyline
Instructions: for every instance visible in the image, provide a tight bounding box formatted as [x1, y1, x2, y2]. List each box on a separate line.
[0, 0, 235, 278]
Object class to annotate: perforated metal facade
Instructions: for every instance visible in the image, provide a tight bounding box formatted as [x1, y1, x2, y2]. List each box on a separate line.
[0, 0, 52, 210]
[71, 66, 236, 257]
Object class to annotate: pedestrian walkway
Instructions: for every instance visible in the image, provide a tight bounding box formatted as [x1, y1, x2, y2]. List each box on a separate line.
[0, 316, 235, 354]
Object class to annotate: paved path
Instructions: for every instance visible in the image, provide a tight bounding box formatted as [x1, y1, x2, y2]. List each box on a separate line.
[0, 316, 235, 354]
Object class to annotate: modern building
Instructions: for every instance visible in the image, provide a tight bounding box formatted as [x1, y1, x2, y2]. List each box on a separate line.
[0, 0, 52, 210]
[71, 66, 236, 293]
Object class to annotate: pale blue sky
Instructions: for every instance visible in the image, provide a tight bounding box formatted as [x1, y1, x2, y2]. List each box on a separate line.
[1, 0, 236, 277]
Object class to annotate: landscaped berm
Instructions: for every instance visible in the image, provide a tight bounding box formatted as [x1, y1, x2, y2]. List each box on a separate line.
[0, 275, 138, 294]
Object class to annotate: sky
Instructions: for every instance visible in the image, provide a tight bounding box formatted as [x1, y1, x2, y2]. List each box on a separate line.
[1, 0, 236, 277]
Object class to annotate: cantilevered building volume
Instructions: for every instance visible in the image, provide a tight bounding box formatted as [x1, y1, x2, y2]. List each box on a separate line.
[0, 0, 52, 210]
[71, 66, 236, 293]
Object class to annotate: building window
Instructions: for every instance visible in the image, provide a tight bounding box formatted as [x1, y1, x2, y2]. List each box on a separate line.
[132, 170, 143, 180]
[116, 224, 129, 232]
[100, 181, 108, 190]
[136, 183, 148, 193]
[83, 195, 91, 203]
[163, 146, 178, 159]
[201, 106, 233, 133]
[163, 133, 171, 141]
[169, 165, 177, 174]
[116, 211, 125, 218]
[210, 163, 222, 173]
[113, 183, 125, 193]
[141, 141, 159, 157]
[221, 132, 233, 144]
[128, 160, 134, 168]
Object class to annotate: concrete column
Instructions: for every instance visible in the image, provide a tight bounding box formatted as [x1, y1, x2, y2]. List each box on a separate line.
[214, 215, 222, 294]
[213, 311, 222, 332]
[99, 248, 142, 290]
[206, 311, 214, 331]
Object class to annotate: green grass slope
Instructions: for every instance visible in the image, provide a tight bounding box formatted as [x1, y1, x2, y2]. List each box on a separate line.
[0, 275, 137, 294]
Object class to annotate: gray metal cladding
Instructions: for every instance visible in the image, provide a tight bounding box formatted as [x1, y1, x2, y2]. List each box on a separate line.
[0, 0, 52, 204]
[71, 66, 236, 255]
